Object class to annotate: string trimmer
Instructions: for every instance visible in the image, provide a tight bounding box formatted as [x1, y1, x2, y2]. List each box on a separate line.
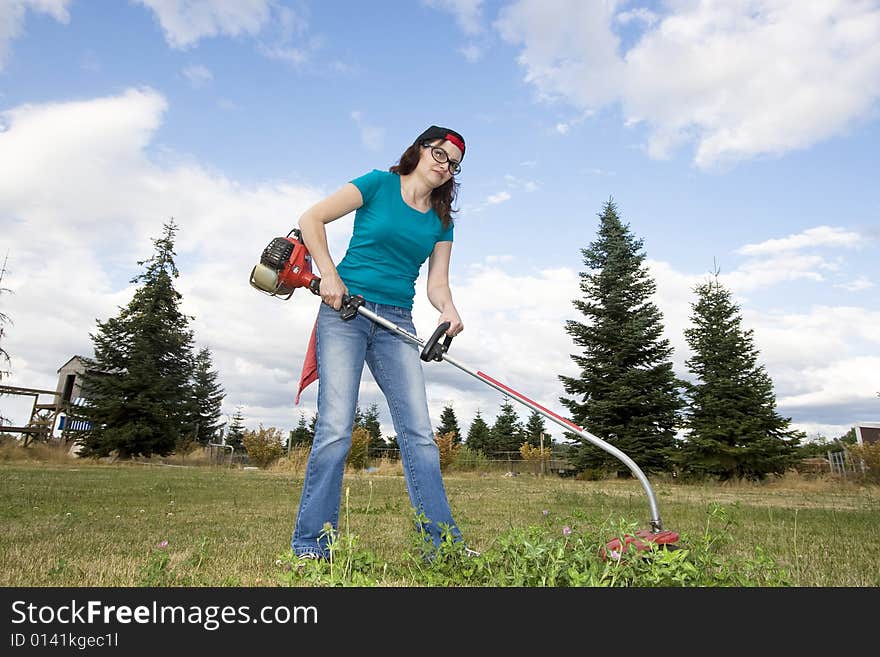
[250, 229, 680, 559]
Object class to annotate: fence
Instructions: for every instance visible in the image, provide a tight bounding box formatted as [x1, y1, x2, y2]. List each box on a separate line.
[207, 443, 250, 467]
[827, 450, 864, 478]
[365, 447, 573, 476]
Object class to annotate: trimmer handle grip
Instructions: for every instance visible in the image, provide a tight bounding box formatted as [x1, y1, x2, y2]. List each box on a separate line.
[421, 322, 453, 362]
[310, 276, 363, 319]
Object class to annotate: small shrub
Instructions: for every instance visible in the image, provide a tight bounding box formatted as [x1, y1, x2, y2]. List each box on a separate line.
[347, 426, 371, 470]
[242, 424, 284, 468]
[434, 431, 460, 471]
[847, 442, 880, 484]
[452, 444, 490, 472]
[173, 437, 200, 460]
[271, 445, 311, 475]
[519, 442, 551, 474]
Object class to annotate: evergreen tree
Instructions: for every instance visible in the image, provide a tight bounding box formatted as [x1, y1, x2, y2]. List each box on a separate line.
[357, 402, 383, 455]
[835, 427, 857, 446]
[673, 271, 802, 480]
[465, 409, 491, 455]
[559, 200, 683, 476]
[436, 402, 461, 444]
[289, 412, 313, 448]
[524, 410, 550, 449]
[187, 347, 225, 444]
[77, 220, 196, 458]
[226, 406, 246, 451]
[490, 398, 525, 456]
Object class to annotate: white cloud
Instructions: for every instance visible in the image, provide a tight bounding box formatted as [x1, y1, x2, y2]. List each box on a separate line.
[182, 63, 212, 88]
[495, 0, 624, 107]
[775, 356, 880, 410]
[134, 0, 273, 49]
[0, 0, 71, 70]
[738, 226, 864, 256]
[257, 44, 308, 65]
[487, 191, 511, 204]
[719, 225, 872, 294]
[503, 174, 539, 192]
[725, 253, 828, 292]
[422, 0, 485, 35]
[350, 111, 384, 151]
[835, 276, 874, 291]
[459, 43, 483, 62]
[496, 0, 880, 168]
[616, 8, 658, 27]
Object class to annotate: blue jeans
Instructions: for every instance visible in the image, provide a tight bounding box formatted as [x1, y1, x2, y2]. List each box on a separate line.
[291, 300, 462, 558]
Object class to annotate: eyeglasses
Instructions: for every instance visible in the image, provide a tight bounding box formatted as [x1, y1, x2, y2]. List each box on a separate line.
[422, 142, 461, 175]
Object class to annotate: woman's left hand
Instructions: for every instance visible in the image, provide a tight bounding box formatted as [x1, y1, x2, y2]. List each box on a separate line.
[438, 306, 463, 337]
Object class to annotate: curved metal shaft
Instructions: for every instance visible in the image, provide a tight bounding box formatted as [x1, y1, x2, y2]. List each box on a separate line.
[355, 305, 664, 532]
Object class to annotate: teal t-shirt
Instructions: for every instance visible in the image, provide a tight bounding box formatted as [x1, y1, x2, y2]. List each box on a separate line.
[336, 169, 454, 309]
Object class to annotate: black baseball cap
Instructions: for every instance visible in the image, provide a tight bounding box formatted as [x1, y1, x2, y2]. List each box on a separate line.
[415, 125, 465, 158]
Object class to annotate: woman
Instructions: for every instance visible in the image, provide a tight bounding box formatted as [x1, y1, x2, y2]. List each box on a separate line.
[291, 125, 472, 561]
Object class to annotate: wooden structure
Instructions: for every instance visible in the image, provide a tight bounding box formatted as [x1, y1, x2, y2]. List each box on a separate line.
[0, 355, 90, 445]
[0, 384, 65, 445]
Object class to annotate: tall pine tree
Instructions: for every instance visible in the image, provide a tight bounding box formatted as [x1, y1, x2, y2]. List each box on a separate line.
[356, 402, 383, 454]
[559, 200, 683, 476]
[226, 406, 246, 451]
[524, 409, 549, 449]
[187, 347, 225, 444]
[436, 403, 461, 444]
[78, 220, 195, 458]
[673, 271, 802, 480]
[465, 409, 491, 455]
[490, 398, 525, 455]
[288, 412, 314, 448]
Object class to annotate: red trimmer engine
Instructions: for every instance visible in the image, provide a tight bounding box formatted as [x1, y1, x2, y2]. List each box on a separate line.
[249, 229, 320, 300]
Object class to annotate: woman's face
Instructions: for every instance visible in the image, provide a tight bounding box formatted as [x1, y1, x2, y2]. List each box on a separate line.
[418, 139, 462, 186]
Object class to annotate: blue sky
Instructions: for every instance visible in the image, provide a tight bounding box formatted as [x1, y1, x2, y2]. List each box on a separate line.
[2, 0, 878, 445]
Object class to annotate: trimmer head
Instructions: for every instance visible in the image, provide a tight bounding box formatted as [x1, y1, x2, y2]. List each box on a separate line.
[601, 529, 680, 561]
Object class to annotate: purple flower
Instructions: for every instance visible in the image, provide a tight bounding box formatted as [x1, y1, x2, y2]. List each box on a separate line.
[562, 526, 572, 536]
[157, 540, 169, 549]
[542, 509, 549, 516]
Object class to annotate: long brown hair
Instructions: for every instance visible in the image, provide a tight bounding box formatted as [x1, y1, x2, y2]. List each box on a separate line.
[390, 142, 459, 229]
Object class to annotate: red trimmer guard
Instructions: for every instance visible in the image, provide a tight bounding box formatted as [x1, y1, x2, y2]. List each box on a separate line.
[601, 529, 680, 561]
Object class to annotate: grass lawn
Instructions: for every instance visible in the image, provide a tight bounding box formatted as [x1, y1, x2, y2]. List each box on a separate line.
[1, 459, 878, 586]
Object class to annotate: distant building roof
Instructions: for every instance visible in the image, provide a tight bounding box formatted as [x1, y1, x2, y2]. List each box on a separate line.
[57, 355, 88, 373]
[56, 355, 121, 376]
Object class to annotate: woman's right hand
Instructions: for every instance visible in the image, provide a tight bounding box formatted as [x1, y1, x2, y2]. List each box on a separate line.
[319, 272, 348, 310]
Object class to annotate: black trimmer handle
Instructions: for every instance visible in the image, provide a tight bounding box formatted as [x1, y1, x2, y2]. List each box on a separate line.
[310, 275, 363, 319]
[421, 322, 453, 362]
[311, 275, 451, 357]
